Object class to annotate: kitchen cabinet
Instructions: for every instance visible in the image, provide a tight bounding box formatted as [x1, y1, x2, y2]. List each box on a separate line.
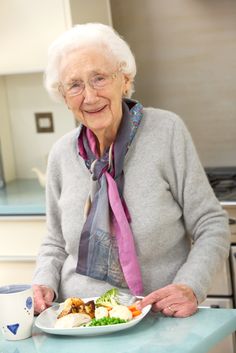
[200, 298, 235, 353]
[226, 205, 236, 239]
[0, 216, 46, 285]
[0, 0, 112, 180]
[0, 77, 15, 182]
[0, 0, 112, 74]
[199, 204, 236, 353]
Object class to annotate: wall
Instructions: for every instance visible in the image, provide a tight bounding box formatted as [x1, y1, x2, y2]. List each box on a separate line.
[110, 0, 236, 167]
[0, 0, 69, 74]
[5, 73, 75, 178]
[0, 77, 15, 181]
[69, 0, 112, 26]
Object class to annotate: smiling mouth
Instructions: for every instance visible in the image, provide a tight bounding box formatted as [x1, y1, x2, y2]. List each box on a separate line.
[84, 105, 107, 114]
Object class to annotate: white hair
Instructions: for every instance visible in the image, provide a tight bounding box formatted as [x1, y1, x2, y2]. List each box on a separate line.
[44, 23, 137, 102]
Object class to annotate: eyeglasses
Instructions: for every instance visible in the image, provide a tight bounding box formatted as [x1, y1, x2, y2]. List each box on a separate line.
[59, 69, 120, 97]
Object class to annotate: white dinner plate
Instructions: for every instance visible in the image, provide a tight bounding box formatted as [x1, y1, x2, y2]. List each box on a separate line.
[35, 296, 151, 336]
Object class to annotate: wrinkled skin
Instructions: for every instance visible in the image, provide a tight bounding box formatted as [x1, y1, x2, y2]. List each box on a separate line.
[137, 284, 198, 318]
[33, 284, 55, 314]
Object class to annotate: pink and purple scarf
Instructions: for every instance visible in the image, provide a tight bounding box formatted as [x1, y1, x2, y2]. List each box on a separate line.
[76, 99, 143, 295]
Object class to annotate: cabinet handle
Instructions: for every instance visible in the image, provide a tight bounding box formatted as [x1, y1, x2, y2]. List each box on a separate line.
[229, 218, 236, 225]
[0, 256, 36, 262]
[199, 305, 221, 309]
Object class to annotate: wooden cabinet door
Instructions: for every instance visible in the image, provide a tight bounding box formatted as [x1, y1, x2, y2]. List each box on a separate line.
[0, 216, 46, 285]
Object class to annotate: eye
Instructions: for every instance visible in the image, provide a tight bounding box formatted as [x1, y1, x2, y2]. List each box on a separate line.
[92, 75, 108, 87]
[68, 81, 83, 94]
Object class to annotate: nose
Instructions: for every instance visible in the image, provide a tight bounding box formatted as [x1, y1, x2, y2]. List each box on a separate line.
[82, 84, 98, 104]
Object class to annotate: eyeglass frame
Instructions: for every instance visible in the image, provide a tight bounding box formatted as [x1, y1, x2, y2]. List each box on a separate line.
[58, 68, 122, 97]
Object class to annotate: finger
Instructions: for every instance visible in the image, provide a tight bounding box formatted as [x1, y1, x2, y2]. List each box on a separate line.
[161, 305, 176, 317]
[138, 284, 197, 312]
[150, 304, 161, 313]
[43, 287, 54, 305]
[161, 302, 196, 318]
[173, 306, 198, 318]
[150, 295, 197, 316]
[137, 290, 164, 309]
[150, 284, 177, 299]
[138, 286, 178, 310]
[156, 285, 197, 308]
[170, 301, 198, 318]
[33, 285, 47, 314]
[151, 295, 189, 312]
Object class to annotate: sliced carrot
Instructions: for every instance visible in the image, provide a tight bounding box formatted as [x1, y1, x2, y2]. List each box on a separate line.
[128, 305, 142, 317]
[128, 305, 138, 312]
[131, 310, 142, 317]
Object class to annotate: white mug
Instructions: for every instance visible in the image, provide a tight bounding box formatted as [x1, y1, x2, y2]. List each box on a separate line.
[0, 284, 34, 340]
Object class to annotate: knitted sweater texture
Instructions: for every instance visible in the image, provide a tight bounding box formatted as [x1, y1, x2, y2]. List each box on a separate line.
[33, 108, 230, 303]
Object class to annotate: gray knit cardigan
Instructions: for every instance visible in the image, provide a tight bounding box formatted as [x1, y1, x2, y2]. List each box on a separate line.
[33, 107, 230, 303]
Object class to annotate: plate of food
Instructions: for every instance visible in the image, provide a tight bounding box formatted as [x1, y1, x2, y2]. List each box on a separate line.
[35, 288, 151, 336]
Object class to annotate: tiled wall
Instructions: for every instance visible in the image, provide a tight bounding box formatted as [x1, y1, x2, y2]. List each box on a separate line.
[110, 0, 236, 167]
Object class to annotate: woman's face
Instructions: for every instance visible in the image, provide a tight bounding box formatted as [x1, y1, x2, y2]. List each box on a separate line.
[59, 47, 131, 137]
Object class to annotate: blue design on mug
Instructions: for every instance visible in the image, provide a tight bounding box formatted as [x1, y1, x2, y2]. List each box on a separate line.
[26, 296, 33, 310]
[7, 323, 19, 335]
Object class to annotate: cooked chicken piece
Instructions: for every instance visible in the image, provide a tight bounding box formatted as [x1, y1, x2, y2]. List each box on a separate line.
[57, 297, 85, 319]
[55, 313, 91, 328]
[57, 297, 95, 320]
[84, 300, 96, 318]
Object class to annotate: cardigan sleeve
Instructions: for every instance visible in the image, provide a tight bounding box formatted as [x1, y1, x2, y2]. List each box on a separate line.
[165, 116, 230, 303]
[32, 144, 67, 299]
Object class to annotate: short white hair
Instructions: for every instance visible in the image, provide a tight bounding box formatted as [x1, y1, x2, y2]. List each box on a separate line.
[44, 23, 137, 102]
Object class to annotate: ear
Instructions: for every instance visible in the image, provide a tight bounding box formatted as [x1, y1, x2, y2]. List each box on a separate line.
[123, 74, 132, 96]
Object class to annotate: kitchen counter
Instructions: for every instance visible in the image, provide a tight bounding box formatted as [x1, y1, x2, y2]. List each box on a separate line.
[221, 201, 236, 207]
[0, 178, 234, 216]
[1, 308, 236, 353]
[0, 179, 45, 215]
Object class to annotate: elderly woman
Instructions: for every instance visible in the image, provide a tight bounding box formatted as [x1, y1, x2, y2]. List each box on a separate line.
[33, 23, 230, 318]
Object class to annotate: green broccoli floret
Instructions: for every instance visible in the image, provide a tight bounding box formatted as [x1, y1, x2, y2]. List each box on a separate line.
[96, 288, 120, 308]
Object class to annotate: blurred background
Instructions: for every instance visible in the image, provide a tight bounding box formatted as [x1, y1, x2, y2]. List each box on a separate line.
[0, 0, 235, 182]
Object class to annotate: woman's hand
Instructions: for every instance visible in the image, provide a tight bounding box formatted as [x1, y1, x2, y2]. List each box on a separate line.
[137, 284, 198, 318]
[33, 284, 55, 314]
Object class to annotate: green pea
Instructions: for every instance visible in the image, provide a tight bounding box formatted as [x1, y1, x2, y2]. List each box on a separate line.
[88, 316, 128, 327]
